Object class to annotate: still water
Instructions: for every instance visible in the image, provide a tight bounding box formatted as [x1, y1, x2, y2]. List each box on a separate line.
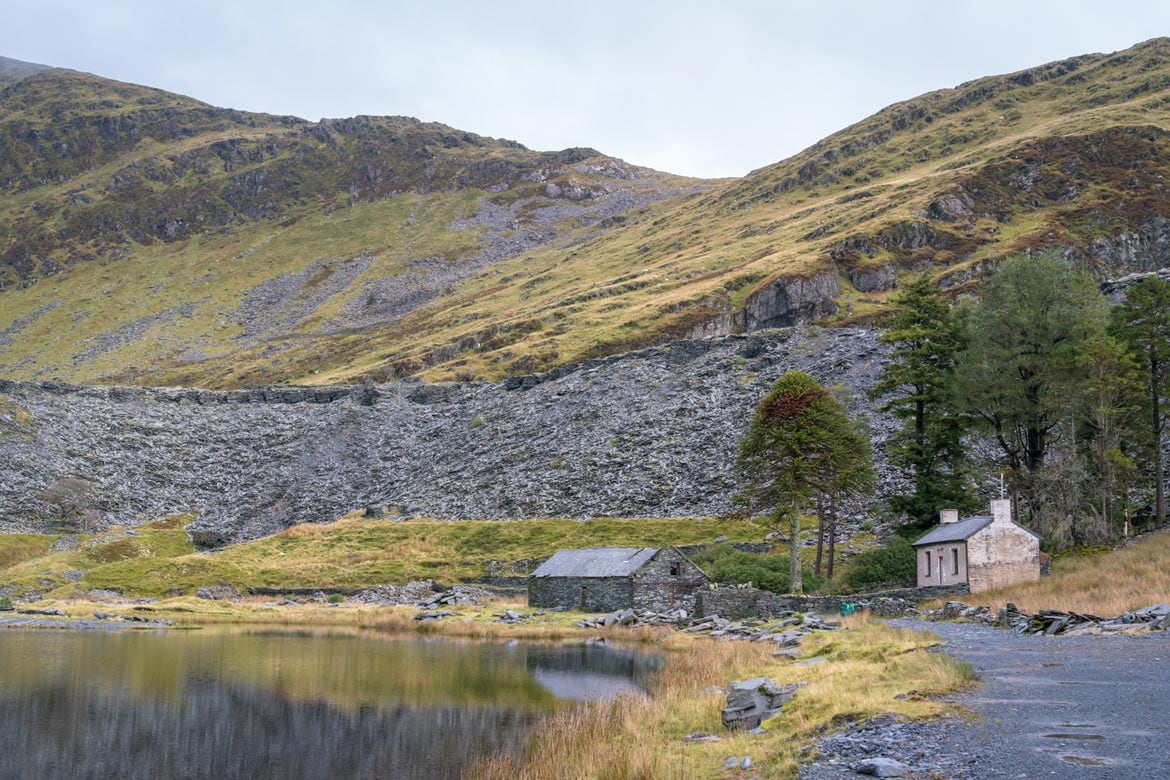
[0, 627, 661, 779]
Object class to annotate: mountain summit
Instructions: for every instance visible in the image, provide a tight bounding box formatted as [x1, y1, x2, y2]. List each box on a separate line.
[3, 40, 1170, 386]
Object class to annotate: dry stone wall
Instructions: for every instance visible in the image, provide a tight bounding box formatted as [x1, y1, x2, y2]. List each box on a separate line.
[0, 327, 897, 544]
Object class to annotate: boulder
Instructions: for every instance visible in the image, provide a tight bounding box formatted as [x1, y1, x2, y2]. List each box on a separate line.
[721, 677, 803, 730]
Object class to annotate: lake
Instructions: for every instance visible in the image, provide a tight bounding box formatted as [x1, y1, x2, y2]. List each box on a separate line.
[0, 626, 662, 779]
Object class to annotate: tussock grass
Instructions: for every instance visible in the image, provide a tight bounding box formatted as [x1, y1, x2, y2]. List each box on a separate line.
[962, 529, 1170, 615]
[472, 617, 974, 779]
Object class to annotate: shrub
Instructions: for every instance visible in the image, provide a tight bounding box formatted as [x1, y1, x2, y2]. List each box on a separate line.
[0, 596, 12, 611]
[326, 593, 345, 604]
[691, 545, 823, 594]
[841, 537, 917, 591]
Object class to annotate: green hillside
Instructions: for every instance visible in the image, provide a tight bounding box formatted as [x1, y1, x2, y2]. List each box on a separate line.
[4, 39, 1170, 386]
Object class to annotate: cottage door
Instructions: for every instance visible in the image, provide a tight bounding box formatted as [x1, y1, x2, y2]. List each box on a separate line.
[580, 586, 588, 610]
[938, 555, 944, 585]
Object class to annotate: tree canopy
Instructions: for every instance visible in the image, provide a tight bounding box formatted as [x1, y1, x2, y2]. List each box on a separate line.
[736, 370, 873, 592]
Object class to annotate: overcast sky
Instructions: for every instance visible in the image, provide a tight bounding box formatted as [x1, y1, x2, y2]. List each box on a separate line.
[4, 2, 1170, 178]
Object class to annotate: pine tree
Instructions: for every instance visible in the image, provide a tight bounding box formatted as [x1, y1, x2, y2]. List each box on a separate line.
[955, 252, 1108, 523]
[869, 275, 970, 530]
[1108, 275, 1170, 528]
[736, 371, 874, 592]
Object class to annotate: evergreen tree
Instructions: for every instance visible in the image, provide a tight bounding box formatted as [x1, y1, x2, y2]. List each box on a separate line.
[955, 252, 1108, 523]
[736, 371, 874, 593]
[870, 275, 970, 530]
[1108, 275, 1170, 527]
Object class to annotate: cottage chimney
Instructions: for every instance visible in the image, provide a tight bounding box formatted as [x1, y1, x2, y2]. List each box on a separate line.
[990, 498, 1013, 527]
[939, 509, 959, 524]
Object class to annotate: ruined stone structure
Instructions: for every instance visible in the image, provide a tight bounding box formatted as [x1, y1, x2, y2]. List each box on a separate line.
[527, 547, 708, 613]
[914, 500, 1041, 593]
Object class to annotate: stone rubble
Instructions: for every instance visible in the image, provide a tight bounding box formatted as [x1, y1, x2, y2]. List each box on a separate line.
[347, 580, 472, 606]
[577, 608, 841, 643]
[926, 600, 1170, 635]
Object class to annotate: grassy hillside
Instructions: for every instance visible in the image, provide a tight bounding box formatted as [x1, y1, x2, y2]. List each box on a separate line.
[4, 40, 1170, 386]
[0, 514, 763, 598]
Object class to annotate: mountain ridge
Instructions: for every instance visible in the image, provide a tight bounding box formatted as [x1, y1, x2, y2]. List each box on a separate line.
[3, 41, 1170, 387]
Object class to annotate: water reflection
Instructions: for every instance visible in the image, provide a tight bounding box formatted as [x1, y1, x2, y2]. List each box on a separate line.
[0, 628, 661, 780]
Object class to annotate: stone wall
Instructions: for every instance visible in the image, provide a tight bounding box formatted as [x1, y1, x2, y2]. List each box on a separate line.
[0, 327, 898, 544]
[528, 576, 632, 613]
[967, 525, 1041, 593]
[695, 584, 970, 619]
[630, 548, 707, 613]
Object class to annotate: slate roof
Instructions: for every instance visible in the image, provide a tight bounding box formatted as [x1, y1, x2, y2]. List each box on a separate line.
[530, 547, 660, 578]
[913, 516, 994, 546]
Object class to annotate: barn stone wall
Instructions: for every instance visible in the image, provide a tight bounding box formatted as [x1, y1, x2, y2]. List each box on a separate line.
[631, 549, 707, 613]
[528, 576, 632, 612]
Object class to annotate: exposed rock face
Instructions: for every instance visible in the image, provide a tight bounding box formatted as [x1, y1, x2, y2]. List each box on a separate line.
[847, 263, 898, 293]
[0, 327, 895, 544]
[736, 271, 840, 330]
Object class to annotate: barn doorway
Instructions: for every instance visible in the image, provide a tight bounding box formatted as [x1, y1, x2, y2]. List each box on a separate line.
[580, 586, 588, 610]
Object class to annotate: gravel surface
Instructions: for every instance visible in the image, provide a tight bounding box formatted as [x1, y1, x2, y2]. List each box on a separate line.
[801, 620, 1170, 779]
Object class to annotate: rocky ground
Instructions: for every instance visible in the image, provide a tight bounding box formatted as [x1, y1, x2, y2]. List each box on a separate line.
[0, 326, 902, 544]
[801, 620, 1170, 779]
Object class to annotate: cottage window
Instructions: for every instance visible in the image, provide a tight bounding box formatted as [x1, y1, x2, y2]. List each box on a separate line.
[924, 551, 931, 576]
[952, 548, 959, 575]
[670, 563, 681, 576]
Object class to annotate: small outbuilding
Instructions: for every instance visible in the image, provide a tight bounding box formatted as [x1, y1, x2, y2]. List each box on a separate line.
[528, 546, 708, 613]
[914, 499, 1041, 593]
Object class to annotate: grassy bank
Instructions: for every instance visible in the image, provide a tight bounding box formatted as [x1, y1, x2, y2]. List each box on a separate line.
[473, 616, 974, 779]
[957, 529, 1170, 616]
[0, 514, 764, 598]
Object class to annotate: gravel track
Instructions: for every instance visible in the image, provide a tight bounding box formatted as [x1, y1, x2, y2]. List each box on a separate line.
[802, 620, 1170, 779]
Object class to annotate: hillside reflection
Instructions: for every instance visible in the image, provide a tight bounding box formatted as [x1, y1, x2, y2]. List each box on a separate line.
[0, 628, 660, 779]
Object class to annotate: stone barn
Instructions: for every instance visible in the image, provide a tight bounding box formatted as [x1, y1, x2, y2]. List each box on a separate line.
[914, 499, 1041, 593]
[528, 546, 708, 613]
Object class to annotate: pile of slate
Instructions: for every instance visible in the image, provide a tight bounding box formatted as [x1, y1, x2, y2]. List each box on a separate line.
[927, 600, 1170, 635]
[577, 609, 840, 643]
[1023, 603, 1170, 635]
[416, 585, 489, 609]
[347, 581, 443, 606]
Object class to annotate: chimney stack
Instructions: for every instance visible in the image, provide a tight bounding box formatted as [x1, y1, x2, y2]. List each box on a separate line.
[939, 509, 959, 524]
[990, 498, 1013, 526]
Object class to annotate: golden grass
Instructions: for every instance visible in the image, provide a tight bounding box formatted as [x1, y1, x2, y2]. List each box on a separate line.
[471, 616, 974, 780]
[959, 529, 1170, 615]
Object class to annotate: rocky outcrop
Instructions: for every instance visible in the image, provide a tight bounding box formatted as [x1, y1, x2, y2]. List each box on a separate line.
[0, 327, 896, 544]
[735, 271, 840, 330]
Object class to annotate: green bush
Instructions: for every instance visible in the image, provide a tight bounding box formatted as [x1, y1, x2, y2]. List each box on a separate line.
[691, 545, 823, 594]
[326, 593, 345, 604]
[841, 537, 917, 591]
[0, 596, 13, 611]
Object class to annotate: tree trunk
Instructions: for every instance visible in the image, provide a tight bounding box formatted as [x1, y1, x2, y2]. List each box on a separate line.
[814, 493, 825, 577]
[789, 509, 802, 594]
[827, 493, 838, 581]
[1151, 357, 1165, 526]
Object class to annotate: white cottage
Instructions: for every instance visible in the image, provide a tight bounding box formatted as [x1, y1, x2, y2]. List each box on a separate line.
[913, 499, 1041, 593]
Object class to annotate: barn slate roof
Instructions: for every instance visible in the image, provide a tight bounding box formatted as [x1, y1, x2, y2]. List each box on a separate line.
[913, 516, 993, 546]
[530, 547, 660, 578]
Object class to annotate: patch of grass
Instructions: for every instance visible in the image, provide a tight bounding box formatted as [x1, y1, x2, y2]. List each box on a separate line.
[0, 534, 57, 570]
